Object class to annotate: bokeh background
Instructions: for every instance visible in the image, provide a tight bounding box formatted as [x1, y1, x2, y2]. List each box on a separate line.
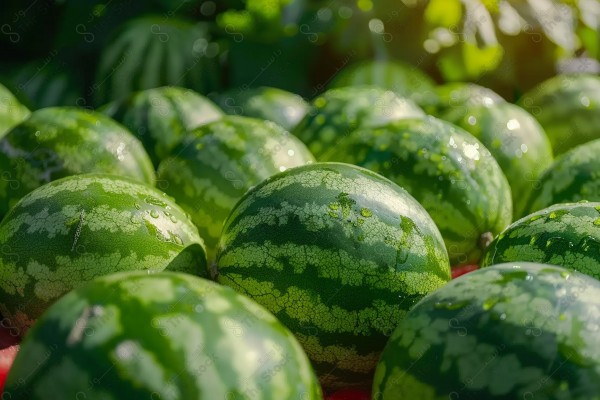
[1, 0, 598, 109]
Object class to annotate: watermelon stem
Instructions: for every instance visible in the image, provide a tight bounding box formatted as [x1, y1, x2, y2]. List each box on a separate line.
[209, 261, 219, 281]
[479, 231, 493, 250]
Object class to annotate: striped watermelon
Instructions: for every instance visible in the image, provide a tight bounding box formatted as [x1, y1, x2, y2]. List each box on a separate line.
[0, 107, 155, 217]
[373, 262, 600, 399]
[215, 86, 309, 131]
[0, 84, 29, 136]
[481, 202, 600, 280]
[4, 271, 322, 399]
[216, 162, 451, 391]
[328, 60, 437, 108]
[101, 86, 223, 166]
[524, 139, 600, 215]
[321, 116, 512, 266]
[1, 58, 85, 110]
[431, 82, 505, 118]
[293, 86, 425, 159]
[441, 102, 553, 218]
[0, 174, 207, 335]
[157, 116, 315, 263]
[518, 74, 600, 155]
[93, 16, 220, 105]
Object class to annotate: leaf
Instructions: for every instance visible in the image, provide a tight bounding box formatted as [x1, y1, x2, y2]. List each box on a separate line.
[463, 41, 504, 76]
[507, 0, 577, 51]
[425, 0, 463, 28]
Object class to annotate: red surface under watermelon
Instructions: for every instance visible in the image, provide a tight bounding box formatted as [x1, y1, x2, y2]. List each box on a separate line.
[0, 323, 19, 393]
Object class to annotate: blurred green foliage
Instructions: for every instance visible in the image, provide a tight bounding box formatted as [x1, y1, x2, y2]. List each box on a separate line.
[0, 0, 597, 105]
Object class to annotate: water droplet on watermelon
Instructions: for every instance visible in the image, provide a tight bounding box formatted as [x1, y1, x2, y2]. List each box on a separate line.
[134, 203, 141, 210]
[170, 215, 177, 223]
[525, 274, 533, 281]
[499, 313, 506, 320]
[360, 208, 372, 217]
[529, 215, 543, 222]
[150, 210, 160, 218]
[173, 235, 183, 245]
[287, 149, 295, 157]
[195, 304, 204, 313]
[561, 271, 571, 280]
[34, 130, 41, 137]
[145, 196, 167, 208]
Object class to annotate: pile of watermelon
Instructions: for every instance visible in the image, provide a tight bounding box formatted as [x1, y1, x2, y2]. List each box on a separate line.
[2, 2, 600, 400]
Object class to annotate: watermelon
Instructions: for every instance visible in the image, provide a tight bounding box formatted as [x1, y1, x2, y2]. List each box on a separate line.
[292, 86, 425, 159]
[373, 262, 600, 399]
[431, 82, 505, 118]
[481, 202, 600, 280]
[101, 86, 223, 166]
[3, 271, 322, 399]
[215, 86, 309, 131]
[321, 116, 512, 266]
[524, 139, 600, 215]
[94, 15, 220, 105]
[0, 174, 207, 335]
[0, 84, 29, 136]
[1, 57, 85, 110]
[216, 162, 451, 390]
[441, 102, 553, 218]
[157, 116, 315, 263]
[0, 107, 155, 217]
[518, 74, 600, 155]
[328, 60, 438, 108]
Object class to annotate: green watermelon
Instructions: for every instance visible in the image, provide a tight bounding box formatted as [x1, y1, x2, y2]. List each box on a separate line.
[481, 202, 600, 280]
[216, 162, 451, 390]
[321, 116, 512, 266]
[0, 174, 207, 335]
[0, 83, 29, 136]
[373, 262, 600, 399]
[158, 116, 315, 263]
[1, 57, 85, 110]
[292, 86, 425, 159]
[215, 86, 309, 131]
[4, 271, 322, 399]
[432, 82, 506, 120]
[0, 107, 155, 217]
[328, 60, 438, 108]
[441, 102, 553, 218]
[518, 74, 600, 155]
[101, 86, 223, 166]
[94, 16, 220, 105]
[524, 139, 600, 215]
